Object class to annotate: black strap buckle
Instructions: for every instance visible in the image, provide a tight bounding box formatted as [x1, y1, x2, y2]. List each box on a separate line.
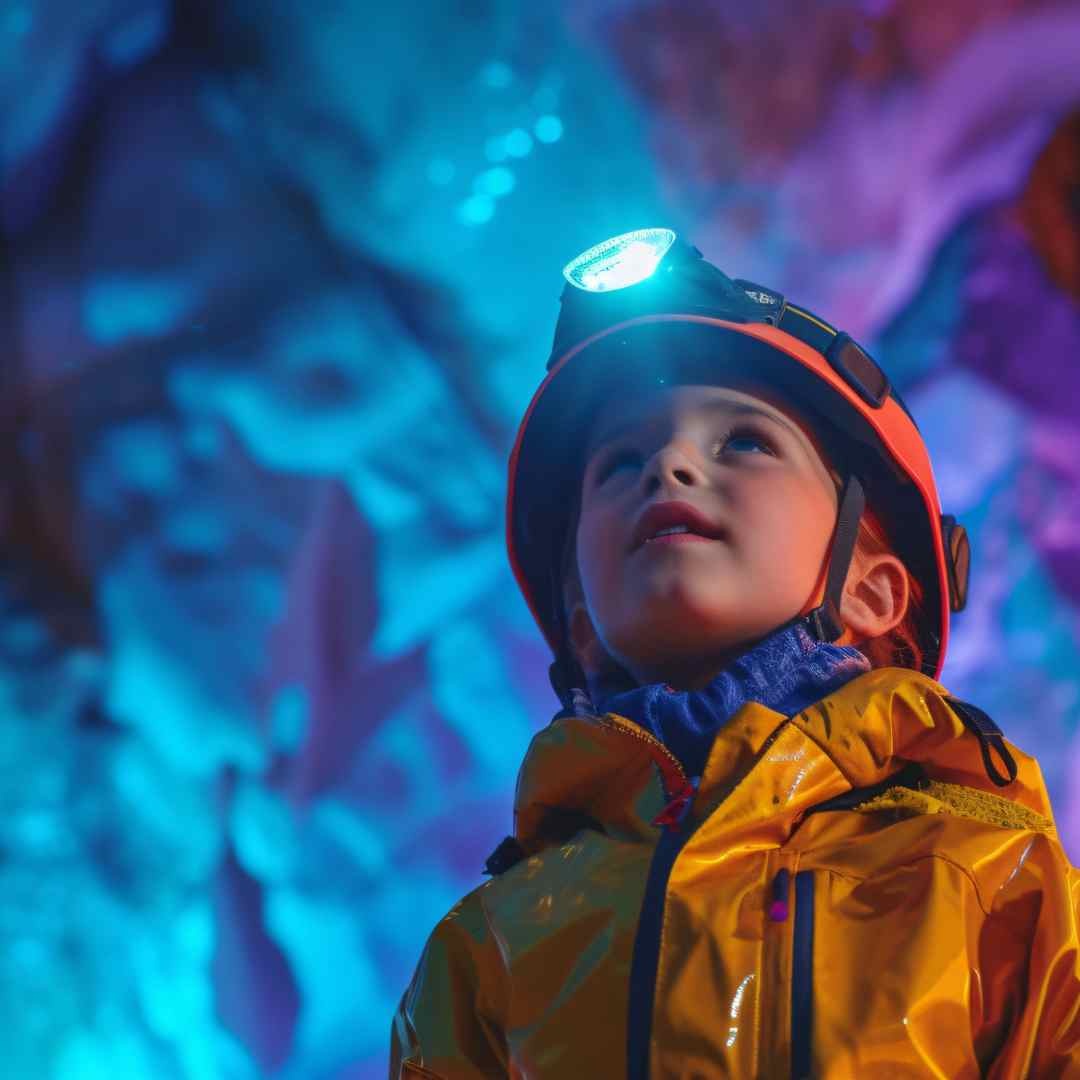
[483, 835, 527, 876]
[946, 696, 1017, 788]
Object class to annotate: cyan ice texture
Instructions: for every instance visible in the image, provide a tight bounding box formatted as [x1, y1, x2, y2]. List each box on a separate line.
[2, 2, 1080, 1077]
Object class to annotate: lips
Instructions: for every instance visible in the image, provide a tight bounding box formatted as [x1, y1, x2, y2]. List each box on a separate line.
[631, 500, 725, 551]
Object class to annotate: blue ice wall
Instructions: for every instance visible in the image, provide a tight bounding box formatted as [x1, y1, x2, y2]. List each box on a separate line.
[2, 2, 1080, 1077]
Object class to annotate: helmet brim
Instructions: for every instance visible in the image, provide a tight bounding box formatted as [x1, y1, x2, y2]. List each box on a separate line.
[507, 315, 950, 679]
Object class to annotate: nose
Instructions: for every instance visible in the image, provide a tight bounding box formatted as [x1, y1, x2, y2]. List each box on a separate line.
[640, 439, 708, 496]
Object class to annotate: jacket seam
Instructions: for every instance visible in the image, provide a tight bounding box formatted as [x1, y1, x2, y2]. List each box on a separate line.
[792, 851, 995, 917]
[595, 712, 688, 784]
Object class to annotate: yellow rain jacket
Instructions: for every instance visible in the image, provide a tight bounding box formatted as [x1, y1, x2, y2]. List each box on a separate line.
[390, 667, 1080, 1078]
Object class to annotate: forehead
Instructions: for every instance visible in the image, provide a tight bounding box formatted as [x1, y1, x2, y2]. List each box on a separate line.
[587, 380, 817, 454]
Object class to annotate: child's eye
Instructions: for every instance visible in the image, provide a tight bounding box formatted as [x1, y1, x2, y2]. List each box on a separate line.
[714, 428, 775, 457]
[594, 450, 641, 485]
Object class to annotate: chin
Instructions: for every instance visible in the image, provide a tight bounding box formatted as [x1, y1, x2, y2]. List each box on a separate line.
[616, 603, 778, 664]
[637, 588, 741, 630]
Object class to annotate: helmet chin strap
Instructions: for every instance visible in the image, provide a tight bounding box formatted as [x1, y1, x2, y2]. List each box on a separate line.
[548, 472, 866, 711]
[549, 654, 589, 715]
[801, 472, 865, 643]
[549, 505, 592, 713]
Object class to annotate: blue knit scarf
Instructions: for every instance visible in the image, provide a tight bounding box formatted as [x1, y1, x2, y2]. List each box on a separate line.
[586, 621, 871, 780]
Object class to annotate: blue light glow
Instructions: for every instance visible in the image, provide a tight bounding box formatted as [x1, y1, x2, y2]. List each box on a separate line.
[563, 228, 677, 292]
[457, 194, 495, 226]
[503, 128, 533, 157]
[534, 114, 563, 143]
[474, 167, 515, 198]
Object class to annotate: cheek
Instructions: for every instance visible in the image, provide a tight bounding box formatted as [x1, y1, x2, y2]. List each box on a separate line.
[575, 515, 604, 587]
[576, 510, 623, 599]
[761, 486, 835, 567]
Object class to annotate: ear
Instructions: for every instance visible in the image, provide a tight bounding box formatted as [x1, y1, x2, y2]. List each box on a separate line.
[839, 551, 909, 641]
[568, 600, 610, 678]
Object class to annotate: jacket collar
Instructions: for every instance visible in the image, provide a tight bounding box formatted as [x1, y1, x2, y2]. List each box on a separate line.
[587, 622, 871, 780]
[513, 666, 1057, 855]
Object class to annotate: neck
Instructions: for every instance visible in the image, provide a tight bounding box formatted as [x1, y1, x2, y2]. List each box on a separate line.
[626, 640, 768, 692]
[585, 613, 822, 703]
[582, 619, 872, 777]
[583, 628, 775, 705]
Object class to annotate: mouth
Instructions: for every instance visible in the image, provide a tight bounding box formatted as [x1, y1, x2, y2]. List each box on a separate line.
[631, 500, 726, 552]
[639, 529, 717, 548]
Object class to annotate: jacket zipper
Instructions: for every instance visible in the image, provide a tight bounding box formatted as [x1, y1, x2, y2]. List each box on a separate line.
[790, 870, 815, 1080]
[618, 714, 807, 1080]
[605, 713, 692, 1080]
[626, 805, 694, 1080]
[564, 708, 854, 1077]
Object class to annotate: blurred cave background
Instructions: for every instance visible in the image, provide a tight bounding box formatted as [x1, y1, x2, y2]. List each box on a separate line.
[2, 1, 1080, 1076]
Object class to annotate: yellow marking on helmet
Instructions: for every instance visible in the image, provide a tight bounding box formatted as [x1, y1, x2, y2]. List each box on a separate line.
[787, 306, 837, 337]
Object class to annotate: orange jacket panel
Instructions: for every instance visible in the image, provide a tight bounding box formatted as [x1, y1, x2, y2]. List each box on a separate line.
[391, 669, 1080, 1078]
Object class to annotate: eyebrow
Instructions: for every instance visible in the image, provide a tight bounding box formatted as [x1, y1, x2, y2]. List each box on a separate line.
[588, 400, 804, 456]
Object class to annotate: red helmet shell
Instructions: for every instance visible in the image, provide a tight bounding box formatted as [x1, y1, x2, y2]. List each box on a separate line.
[507, 312, 959, 681]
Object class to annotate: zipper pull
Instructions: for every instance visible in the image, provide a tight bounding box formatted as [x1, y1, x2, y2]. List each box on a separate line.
[769, 867, 790, 922]
[651, 776, 699, 830]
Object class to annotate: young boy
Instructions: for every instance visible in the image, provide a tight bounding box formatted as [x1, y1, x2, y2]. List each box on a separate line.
[390, 230, 1080, 1078]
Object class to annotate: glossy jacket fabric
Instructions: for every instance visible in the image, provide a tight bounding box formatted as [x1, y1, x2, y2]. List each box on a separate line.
[389, 668, 1080, 1078]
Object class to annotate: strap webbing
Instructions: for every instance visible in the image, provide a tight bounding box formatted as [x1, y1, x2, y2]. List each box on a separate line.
[946, 696, 1018, 787]
[805, 473, 865, 643]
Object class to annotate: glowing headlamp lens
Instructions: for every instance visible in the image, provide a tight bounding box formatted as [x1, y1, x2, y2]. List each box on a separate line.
[562, 228, 677, 293]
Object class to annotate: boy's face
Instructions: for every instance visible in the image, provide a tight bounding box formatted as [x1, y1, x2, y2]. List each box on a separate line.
[574, 381, 843, 689]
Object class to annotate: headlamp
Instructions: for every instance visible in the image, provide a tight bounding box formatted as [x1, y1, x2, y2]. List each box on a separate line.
[511, 228, 968, 694]
[562, 228, 677, 293]
[551, 228, 903, 421]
